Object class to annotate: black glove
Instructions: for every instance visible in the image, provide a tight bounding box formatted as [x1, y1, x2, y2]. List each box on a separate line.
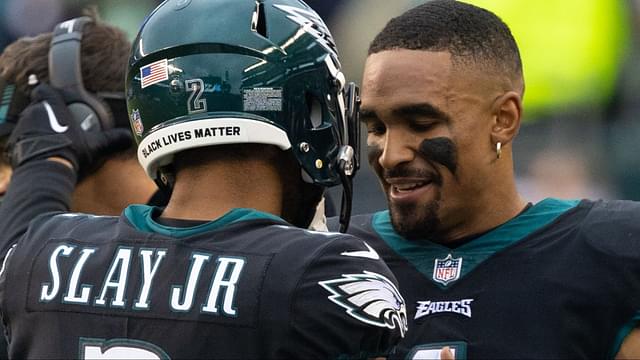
[5, 83, 132, 178]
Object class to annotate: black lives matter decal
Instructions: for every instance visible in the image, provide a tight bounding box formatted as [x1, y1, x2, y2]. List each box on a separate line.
[141, 126, 241, 159]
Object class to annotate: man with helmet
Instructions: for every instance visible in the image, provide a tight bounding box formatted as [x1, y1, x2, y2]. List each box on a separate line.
[0, 0, 406, 358]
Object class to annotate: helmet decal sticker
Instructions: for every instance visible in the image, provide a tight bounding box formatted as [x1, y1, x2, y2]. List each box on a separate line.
[131, 109, 143, 136]
[137, 118, 292, 177]
[242, 88, 283, 112]
[273, 4, 338, 59]
[140, 59, 169, 89]
[185, 79, 207, 114]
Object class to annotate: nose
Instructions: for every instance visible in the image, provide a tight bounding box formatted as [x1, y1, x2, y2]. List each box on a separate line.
[378, 129, 415, 170]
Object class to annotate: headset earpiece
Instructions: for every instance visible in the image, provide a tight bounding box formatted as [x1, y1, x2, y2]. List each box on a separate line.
[49, 16, 114, 132]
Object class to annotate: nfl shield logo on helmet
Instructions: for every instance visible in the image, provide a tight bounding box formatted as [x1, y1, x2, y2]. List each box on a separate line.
[433, 254, 462, 286]
[131, 109, 144, 136]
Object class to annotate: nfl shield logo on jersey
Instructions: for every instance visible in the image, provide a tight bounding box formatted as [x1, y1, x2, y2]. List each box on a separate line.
[433, 254, 462, 286]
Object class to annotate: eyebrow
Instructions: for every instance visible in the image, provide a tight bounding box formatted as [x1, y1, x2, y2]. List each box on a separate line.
[360, 103, 451, 124]
[359, 109, 378, 123]
[392, 103, 451, 123]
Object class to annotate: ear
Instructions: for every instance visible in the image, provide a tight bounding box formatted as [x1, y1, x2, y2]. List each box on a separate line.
[490, 91, 522, 147]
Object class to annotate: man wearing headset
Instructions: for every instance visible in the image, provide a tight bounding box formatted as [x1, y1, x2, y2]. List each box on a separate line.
[0, 8, 158, 212]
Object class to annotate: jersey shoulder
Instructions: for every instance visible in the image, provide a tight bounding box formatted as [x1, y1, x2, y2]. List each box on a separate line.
[31, 211, 119, 234]
[300, 232, 406, 353]
[578, 199, 640, 259]
[581, 199, 640, 226]
[327, 213, 382, 243]
[8, 212, 123, 276]
[328, 212, 401, 263]
[327, 213, 375, 232]
[261, 222, 392, 278]
[264, 223, 407, 358]
[20, 212, 119, 246]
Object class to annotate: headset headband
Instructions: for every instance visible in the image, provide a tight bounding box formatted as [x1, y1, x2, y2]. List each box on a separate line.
[49, 16, 115, 130]
[50, 17, 93, 91]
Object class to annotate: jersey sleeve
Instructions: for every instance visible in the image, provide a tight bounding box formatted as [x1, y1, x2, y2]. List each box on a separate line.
[0, 160, 74, 259]
[281, 235, 407, 359]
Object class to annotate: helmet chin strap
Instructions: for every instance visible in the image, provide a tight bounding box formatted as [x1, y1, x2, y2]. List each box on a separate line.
[338, 145, 355, 233]
[337, 82, 361, 233]
[154, 166, 175, 202]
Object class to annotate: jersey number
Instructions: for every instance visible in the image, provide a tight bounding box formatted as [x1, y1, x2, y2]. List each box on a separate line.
[79, 338, 170, 360]
[186, 78, 207, 114]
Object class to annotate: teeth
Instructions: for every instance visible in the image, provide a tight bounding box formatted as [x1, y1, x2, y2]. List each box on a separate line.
[394, 182, 425, 192]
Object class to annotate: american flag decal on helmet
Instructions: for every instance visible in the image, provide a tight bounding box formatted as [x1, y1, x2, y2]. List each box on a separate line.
[140, 59, 169, 89]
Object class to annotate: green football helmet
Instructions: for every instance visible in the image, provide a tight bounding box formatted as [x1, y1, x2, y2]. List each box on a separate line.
[126, 0, 360, 230]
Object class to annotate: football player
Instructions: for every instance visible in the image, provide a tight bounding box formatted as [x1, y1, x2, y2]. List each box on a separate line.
[330, 1, 640, 358]
[0, 0, 407, 358]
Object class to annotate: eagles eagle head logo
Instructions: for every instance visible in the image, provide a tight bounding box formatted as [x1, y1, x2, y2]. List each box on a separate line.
[319, 271, 408, 337]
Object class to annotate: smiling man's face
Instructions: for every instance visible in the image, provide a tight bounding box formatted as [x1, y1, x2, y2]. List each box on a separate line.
[361, 49, 499, 241]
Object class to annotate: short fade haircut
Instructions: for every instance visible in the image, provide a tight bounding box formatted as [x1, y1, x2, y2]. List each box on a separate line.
[369, 0, 523, 80]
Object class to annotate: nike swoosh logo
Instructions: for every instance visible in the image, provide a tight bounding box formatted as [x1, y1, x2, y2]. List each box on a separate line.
[43, 101, 68, 133]
[341, 241, 380, 260]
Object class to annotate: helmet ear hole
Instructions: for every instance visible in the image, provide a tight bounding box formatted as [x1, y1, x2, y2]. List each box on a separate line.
[306, 93, 323, 129]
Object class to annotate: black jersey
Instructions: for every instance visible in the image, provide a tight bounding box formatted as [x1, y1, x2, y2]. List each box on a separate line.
[330, 198, 640, 359]
[0, 161, 407, 359]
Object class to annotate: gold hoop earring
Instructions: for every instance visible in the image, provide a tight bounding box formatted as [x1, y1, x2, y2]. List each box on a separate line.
[496, 142, 502, 159]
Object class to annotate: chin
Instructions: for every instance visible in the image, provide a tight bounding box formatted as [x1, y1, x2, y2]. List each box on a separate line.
[388, 199, 441, 241]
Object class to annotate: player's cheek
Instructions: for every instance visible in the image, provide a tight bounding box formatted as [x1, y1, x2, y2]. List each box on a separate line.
[367, 144, 383, 170]
[418, 137, 458, 175]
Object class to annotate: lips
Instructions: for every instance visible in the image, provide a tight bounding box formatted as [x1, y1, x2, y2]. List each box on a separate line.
[392, 181, 429, 192]
[386, 177, 437, 202]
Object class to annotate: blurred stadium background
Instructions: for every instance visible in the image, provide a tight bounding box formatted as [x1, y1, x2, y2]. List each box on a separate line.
[2, 0, 639, 214]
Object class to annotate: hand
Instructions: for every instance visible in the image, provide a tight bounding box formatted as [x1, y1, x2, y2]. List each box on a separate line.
[5, 83, 132, 178]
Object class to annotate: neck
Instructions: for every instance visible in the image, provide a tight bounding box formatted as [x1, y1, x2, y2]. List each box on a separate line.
[161, 159, 284, 221]
[440, 152, 527, 242]
[71, 156, 157, 215]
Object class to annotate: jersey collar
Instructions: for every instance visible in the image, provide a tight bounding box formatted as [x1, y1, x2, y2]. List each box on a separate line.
[372, 198, 580, 287]
[124, 205, 283, 238]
